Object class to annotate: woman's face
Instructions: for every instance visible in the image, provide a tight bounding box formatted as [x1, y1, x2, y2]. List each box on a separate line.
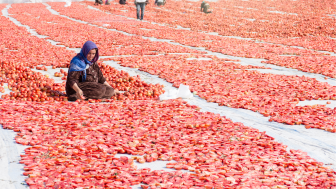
[87, 49, 96, 61]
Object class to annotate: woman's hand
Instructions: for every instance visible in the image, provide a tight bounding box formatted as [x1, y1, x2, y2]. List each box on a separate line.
[76, 89, 86, 100]
[72, 83, 86, 100]
[114, 88, 121, 95]
[103, 81, 111, 87]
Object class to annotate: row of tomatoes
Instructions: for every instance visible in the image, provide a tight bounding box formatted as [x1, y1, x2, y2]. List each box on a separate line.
[0, 12, 165, 102]
[6, 2, 336, 132]
[112, 54, 336, 132]
[41, 2, 336, 132]
[91, 0, 336, 48]
[3, 3, 336, 133]
[9, 2, 336, 80]
[56, 3, 323, 61]
[1, 63, 164, 102]
[81, 1, 336, 78]
[10, 3, 200, 57]
[0, 99, 335, 188]
[0, 3, 335, 188]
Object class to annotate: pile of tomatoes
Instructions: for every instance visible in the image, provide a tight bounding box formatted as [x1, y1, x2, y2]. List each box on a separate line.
[1, 99, 335, 188]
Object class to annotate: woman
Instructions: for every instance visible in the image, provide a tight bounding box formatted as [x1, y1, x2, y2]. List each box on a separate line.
[66, 41, 117, 101]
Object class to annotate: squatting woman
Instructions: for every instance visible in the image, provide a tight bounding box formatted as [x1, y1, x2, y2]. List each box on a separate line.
[66, 41, 117, 101]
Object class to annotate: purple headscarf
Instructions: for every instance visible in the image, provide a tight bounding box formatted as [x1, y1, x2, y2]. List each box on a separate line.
[68, 41, 100, 81]
[79, 40, 99, 64]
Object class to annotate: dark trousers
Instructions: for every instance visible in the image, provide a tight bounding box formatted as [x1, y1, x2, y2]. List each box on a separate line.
[136, 3, 146, 20]
[67, 82, 115, 101]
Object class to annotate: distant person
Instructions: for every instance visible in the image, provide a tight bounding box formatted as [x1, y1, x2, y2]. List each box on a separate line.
[201, 1, 212, 14]
[134, 0, 146, 20]
[156, 0, 166, 6]
[120, 0, 127, 5]
[105, 0, 111, 5]
[94, 0, 103, 5]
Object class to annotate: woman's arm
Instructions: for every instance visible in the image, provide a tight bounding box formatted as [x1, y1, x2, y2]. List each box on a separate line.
[72, 83, 86, 99]
[68, 70, 81, 88]
[67, 71, 85, 100]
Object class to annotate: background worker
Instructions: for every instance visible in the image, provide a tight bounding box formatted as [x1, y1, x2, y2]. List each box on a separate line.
[120, 0, 127, 5]
[201, 1, 212, 14]
[134, 0, 146, 20]
[94, 0, 103, 5]
[156, 0, 166, 6]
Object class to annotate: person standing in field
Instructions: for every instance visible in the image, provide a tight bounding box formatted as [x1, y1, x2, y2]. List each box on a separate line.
[201, 1, 212, 14]
[94, 0, 103, 5]
[135, 0, 146, 20]
[156, 0, 166, 6]
[120, 0, 127, 5]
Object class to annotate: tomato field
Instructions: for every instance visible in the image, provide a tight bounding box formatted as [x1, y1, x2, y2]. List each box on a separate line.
[0, 0, 335, 188]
